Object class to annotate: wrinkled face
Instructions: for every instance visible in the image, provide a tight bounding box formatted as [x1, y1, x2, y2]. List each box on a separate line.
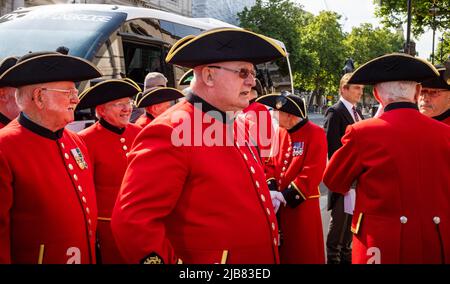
[0, 86, 20, 118]
[38, 81, 79, 129]
[276, 110, 290, 129]
[98, 97, 133, 128]
[418, 88, 450, 117]
[342, 84, 364, 105]
[205, 61, 256, 112]
[146, 101, 172, 117]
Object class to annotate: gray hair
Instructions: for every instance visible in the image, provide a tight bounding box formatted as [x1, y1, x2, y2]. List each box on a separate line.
[15, 85, 35, 111]
[144, 72, 167, 90]
[374, 81, 417, 105]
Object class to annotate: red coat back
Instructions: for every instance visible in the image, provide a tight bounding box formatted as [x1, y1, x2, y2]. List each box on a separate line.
[324, 104, 450, 264]
[0, 117, 97, 264]
[78, 121, 142, 263]
[134, 113, 153, 128]
[265, 121, 327, 263]
[112, 96, 280, 264]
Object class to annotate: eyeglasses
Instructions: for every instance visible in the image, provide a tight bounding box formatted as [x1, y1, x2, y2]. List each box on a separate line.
[110, 100, 134, 109]
[41, 88, 79, 99]
[420, 89, 448, 98]
[208, 65, 256, 79]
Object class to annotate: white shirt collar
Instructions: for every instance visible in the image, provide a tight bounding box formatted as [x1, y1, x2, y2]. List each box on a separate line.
[339, 97, 360, 122]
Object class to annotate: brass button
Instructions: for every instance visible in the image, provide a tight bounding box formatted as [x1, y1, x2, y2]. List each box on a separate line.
[255, 181, 260, 188]
[73, 174, 78, 181]
[77, 185, 82, 192]
[122, 145, 128, 151]
[433, 216, 441, 225]
[68, 164, 74, 170]
[400, 216, 407, 224]
[120, 138, 125, 143]
[243, 153, 248, 160]
[60, 143, 65, 149]
[64, 153, 69, 159]
[250, 166, 255, 174]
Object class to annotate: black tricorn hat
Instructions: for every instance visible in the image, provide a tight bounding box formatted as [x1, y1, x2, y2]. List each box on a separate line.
[135, 87, 184, 108]
[256, 93, 307, 119]
[166, 28, 287, 68]
[422, 68, 450, 90]
[348, 53, 439, 85]
[178, 69, 194, 86]
[77, 78, 141, 110]
[0, 51, 101, 87]
[0, 56, 19, 87]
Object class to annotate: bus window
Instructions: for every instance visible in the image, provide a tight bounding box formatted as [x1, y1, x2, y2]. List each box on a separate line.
[123, 42, 165, 85]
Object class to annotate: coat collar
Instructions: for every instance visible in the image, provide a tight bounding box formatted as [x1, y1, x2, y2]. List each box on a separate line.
[432, 108, 450, 122]
[0, 112, 11, 126]
[384, 102, 418, 112]
[186, 92, 234, 124]
[18, 112, 64, 140]
[99, 118, 125, 135]
[288, 118, 309, 133]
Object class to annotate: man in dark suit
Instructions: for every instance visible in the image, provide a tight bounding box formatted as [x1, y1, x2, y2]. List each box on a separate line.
[323, 72, 364, 264]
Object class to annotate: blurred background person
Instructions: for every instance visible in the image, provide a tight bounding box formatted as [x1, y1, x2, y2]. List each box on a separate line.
[419, 67, 450, 125]
[0, 56, 20, 128]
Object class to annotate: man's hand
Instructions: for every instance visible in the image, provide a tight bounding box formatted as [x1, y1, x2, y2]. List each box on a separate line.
[270, 191, 287, 214]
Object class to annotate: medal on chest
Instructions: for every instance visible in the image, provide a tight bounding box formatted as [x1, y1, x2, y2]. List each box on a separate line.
[70, 148, 88, 170]
[292, 141, 304, 157]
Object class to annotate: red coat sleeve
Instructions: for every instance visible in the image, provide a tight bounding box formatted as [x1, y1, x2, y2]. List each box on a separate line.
[323, 125, 363, 194]
[0, 149, 13, 263]
[111, 123, 189, 264]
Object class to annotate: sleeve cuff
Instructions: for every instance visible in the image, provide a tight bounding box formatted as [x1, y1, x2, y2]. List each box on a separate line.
[266, 178, 277, 191]
[281, 182, 306, 208]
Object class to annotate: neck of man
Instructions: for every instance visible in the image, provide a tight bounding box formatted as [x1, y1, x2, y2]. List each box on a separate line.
[23, 110, 65, 132]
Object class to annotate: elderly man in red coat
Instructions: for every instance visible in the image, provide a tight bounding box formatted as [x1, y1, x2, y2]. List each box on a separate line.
[0, 56, 20, 129]
[257, 93, 327, 264]
[111, 28, 287, 264]
[418, 67, 450, 125]
[0, 49, 101, 263]
[77, 78, 142, 263]
[323, 53, 450, 264]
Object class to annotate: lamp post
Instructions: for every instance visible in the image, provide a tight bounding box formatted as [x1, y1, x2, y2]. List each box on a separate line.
[430, 4, 440, 64]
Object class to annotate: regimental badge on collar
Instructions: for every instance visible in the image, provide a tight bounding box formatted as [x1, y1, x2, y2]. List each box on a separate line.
[292, 142, 304, 157]
[70, 148, 88, 170]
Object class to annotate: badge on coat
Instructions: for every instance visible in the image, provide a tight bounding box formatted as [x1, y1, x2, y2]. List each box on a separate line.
[292, 142, 304, 157]
[71, 148, 88, 170]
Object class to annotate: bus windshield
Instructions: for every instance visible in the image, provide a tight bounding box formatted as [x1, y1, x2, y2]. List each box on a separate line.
[0, 8, 127, 60]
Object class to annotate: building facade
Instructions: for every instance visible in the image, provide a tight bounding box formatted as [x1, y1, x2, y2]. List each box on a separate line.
[192, 0, 255, 25]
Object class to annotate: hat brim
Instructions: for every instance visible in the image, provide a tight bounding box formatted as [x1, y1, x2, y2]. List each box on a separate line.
[348, 53, 439, 85]
[256, 94, 306, 118]
[166, 28, 287, 68]
[0, 54, 101, 87]
[421, 68, 450, 90]
[77, 79, 141, 110]
[136, 87, 184, 108]
[178, 69, 194, 86]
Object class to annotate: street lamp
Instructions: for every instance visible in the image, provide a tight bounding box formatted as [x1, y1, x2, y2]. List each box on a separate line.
[430, 3, 440, 64]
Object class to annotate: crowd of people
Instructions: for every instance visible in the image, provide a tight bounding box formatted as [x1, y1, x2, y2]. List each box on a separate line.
[0, 27, 449, 264]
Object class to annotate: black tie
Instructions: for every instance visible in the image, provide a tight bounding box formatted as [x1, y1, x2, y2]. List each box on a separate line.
[352, 106, 360, 122]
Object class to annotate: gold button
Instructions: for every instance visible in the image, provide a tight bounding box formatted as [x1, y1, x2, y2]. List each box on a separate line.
[273, 238, 277, 246]
[272, 222, 275, 231]
[285, 153, 290, 158]
[64, 153, 70, 159]
[68, 164, 74, 170]
[295, 195, 300, 200]
[243, 153, 248, 160]
[88, 219, 91, 225]
[260, 194, 266, 202]
[125, 152, 129, 157]
[400, 216, 407, 224]
[120, 138, 125, 143]
[280, 173, 284, 177]
[250, 166, 255, 174]
[433, 216, 441, 224]
[77, 185, 82, 192]
[284, 160, 288, 165]
[82, 196, 87, 203]
[60, 143, 65, 148]
[282, 167, 286, 171]
[266, 208, 271, 216]
[255, 181, 260, 188]
[86, 207, 90, 214]
[122, 145, 128, 151]
[73, 174, 78, 181]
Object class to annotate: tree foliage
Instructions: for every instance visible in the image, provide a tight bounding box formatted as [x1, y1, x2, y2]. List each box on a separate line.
[374, 0, 450, 36]
[435, 31, 450, 65]
[344, 23, 404, 67]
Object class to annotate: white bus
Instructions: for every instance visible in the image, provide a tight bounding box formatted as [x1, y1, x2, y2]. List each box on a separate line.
[0, 4, 293, 121]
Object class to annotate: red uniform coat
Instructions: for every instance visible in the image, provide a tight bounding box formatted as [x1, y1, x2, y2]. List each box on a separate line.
[78, 120, 142, 263]
[0, 114, 98, 264]
[112, 94, 280, 264]
[134, 112, 153, 128]
[323, 103, 450, 264]
[242, 102, 275, 158]
[265, 120, 327, 264]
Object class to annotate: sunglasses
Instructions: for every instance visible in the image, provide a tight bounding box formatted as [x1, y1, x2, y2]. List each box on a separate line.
[208, 65, 256, 79]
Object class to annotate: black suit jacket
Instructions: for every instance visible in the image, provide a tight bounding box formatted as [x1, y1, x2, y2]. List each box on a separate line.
[323, 101, 364, 210]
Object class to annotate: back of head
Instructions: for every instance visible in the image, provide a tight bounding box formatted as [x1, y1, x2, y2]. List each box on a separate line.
[339, 72, 353, 95]
[374, 81, 417, 104]
[144, 72, 167, 90]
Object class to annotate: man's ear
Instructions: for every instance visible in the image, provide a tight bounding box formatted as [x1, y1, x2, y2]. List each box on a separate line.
[32, 88, 45, 109]
[373, 87, 382, 106]
[201, 67, 214, 87]
[414, 83, 422, 103]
